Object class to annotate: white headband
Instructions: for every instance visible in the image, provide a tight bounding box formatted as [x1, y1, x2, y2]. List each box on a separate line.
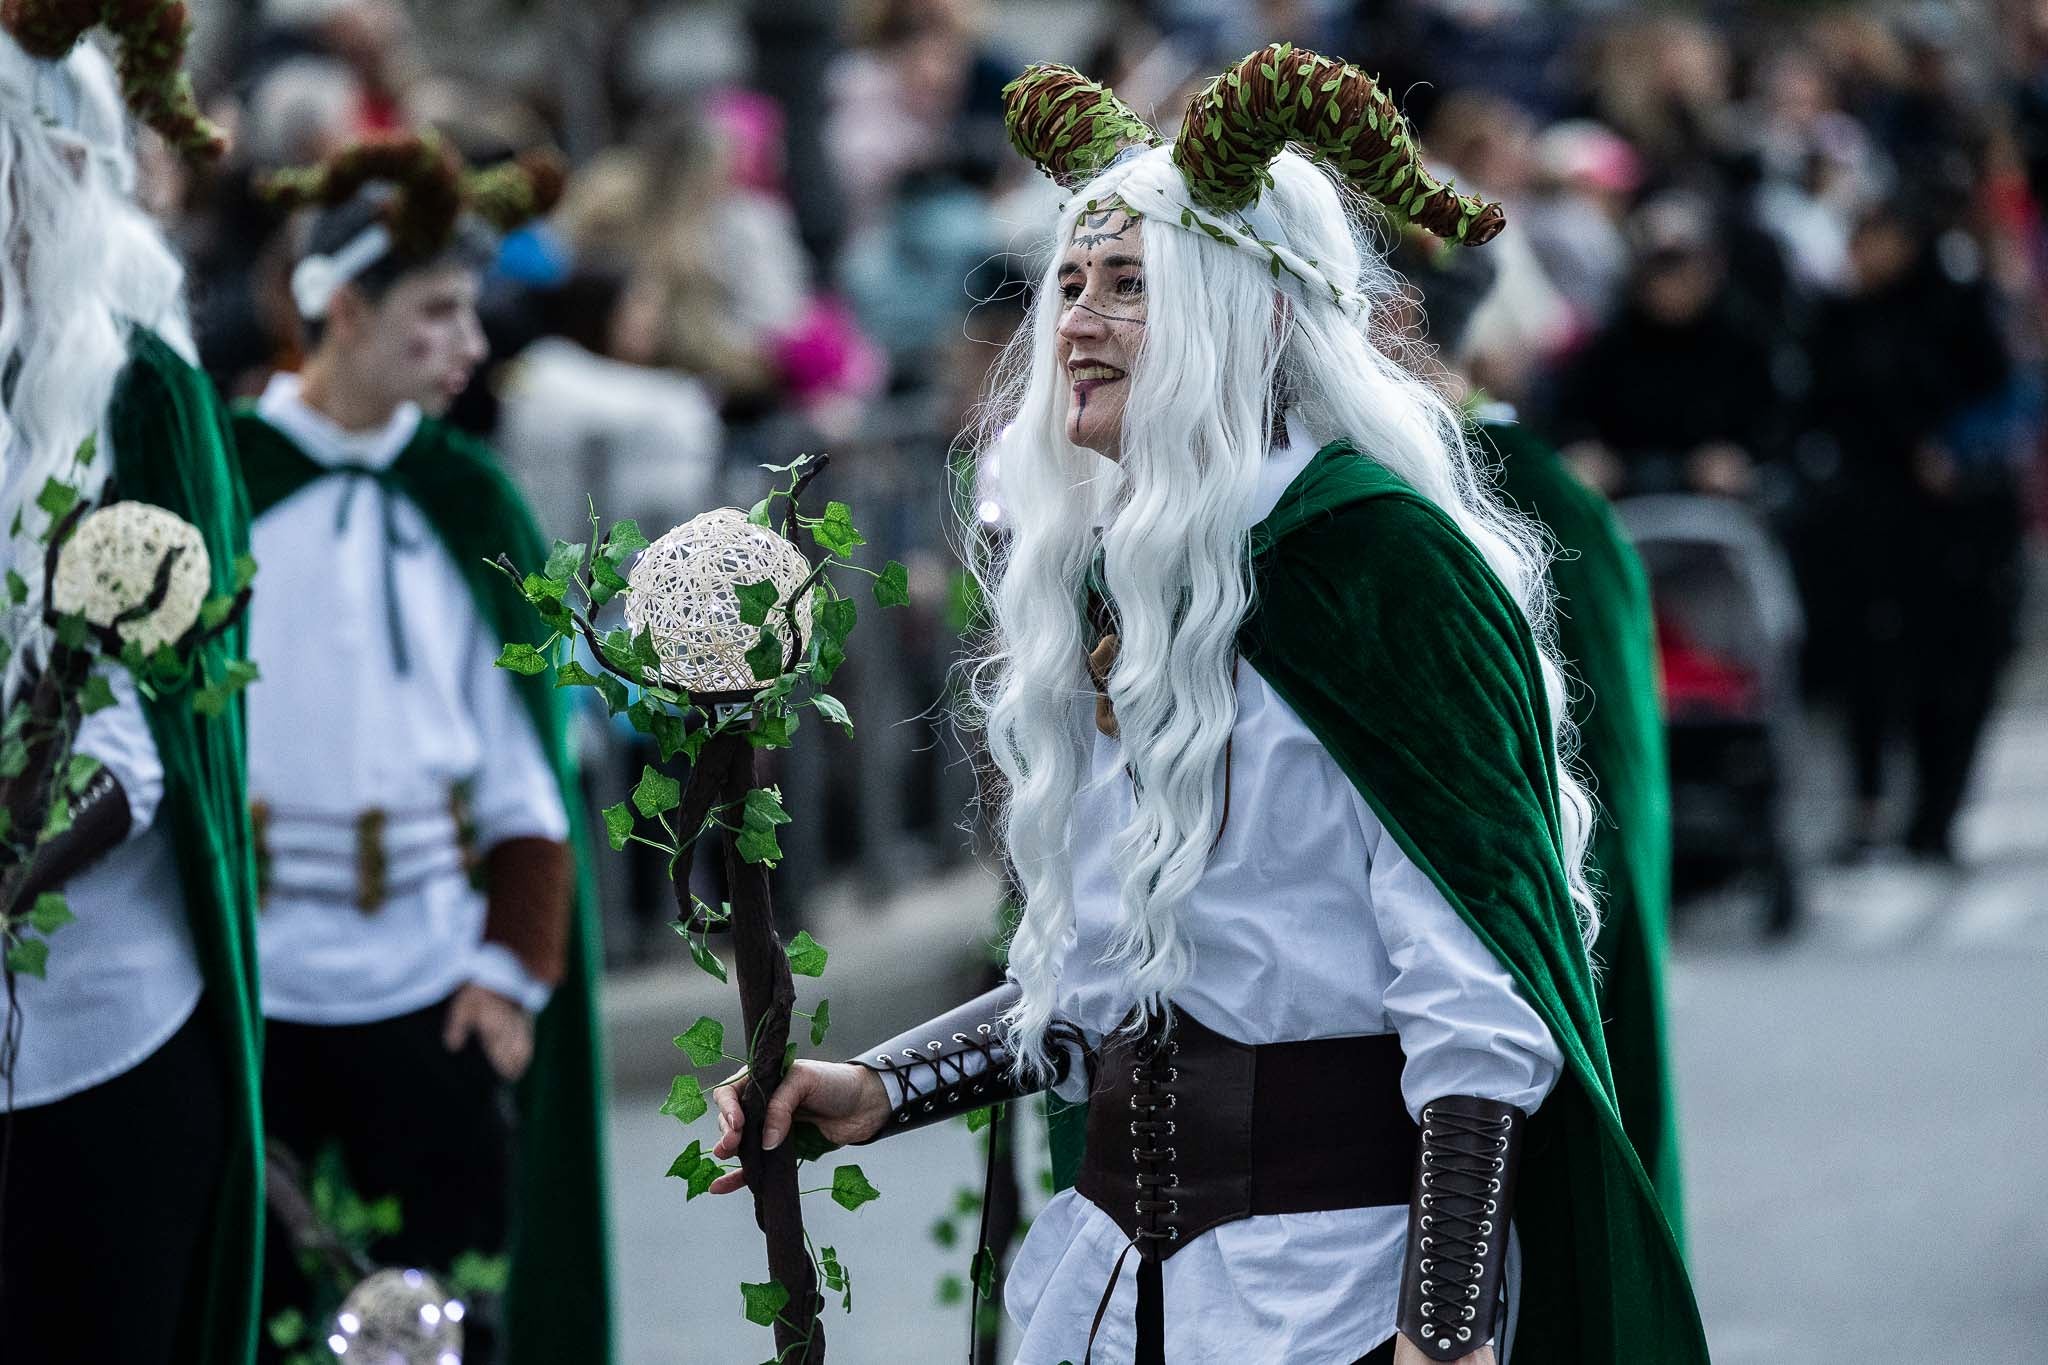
[289, 222, 393, 320]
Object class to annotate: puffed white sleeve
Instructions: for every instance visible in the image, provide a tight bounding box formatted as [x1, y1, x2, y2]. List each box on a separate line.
[70, 664, 165, 836]
[1360, 791, 1563, 1120]
[461, 609, 571, 1011]
[462, 612, 570, 850]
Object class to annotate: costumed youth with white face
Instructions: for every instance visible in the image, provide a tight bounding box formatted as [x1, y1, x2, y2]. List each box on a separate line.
[711, 47, 1707, 1365]
[235, 136, 611, 1364]
[0, 6, 266, 1364]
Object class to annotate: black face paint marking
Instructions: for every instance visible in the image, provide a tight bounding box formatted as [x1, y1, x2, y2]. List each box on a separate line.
[1072, 209, 1139, 250]
[1070, 299, 1145, 327]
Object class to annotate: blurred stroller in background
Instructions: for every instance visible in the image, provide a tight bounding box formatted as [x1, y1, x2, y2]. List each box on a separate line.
[1616, 494, 1807, 934]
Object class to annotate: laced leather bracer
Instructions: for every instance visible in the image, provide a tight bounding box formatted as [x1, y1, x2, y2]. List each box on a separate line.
[851, 982, 1079, 1138]
[1397, 1094, 1528, 1361]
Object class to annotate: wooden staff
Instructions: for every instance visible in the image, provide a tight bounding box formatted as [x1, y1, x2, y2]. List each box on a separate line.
[672, 724, 824, 1363]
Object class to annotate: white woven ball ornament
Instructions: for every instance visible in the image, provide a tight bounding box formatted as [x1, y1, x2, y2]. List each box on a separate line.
[49, 502, 212, 653]
[623, 508, 816, 694]
[331, 1267, 465, 1364]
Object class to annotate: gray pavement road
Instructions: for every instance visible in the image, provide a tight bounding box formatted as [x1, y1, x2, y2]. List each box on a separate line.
[606, 645, 2048, 1365]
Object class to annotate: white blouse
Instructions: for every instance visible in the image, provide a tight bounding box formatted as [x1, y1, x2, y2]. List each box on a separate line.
[246, 375, 567, 1024]
[1001, 425, 1565, 1364]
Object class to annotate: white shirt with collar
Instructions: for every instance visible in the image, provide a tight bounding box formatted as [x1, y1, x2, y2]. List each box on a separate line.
[1001, 419, 1565, 1364]
[245, 373, 566, 1024]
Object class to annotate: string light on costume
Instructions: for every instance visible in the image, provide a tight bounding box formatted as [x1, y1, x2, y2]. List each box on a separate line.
[622, 508, 817, 695]
[50, 501, 211, 653]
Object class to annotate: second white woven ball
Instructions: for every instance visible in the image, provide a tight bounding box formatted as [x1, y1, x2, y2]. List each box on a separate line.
[623, 508, 815, 693]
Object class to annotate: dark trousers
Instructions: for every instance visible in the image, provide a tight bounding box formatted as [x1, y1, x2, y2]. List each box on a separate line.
[260, 994, 513, 1364]
[0, 1005, 228, 1365]
[1811, 476, 2023, 854]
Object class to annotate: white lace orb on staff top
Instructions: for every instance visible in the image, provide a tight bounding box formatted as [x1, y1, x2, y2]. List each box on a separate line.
[49, 501, 211, 653]
[329, 1266, 465, 1364]
[622, 508, 815, 694]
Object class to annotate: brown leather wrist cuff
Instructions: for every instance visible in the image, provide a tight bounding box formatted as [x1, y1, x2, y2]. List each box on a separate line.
[1398, 1094, 1528, 1361]
[850, 983, 1074, 1139]
[7, 768, 132, 913]
[481, 836, 572, 987]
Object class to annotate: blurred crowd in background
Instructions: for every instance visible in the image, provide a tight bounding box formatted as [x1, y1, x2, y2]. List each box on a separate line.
[153, 0, 2048, 943]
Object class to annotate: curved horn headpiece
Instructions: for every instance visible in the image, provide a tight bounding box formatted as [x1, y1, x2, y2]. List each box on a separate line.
[1002, 62, 1160, 189]
[260, 131, 567, 256]
[2, 0, 226, 163]
[1174, 43, 1503, 245]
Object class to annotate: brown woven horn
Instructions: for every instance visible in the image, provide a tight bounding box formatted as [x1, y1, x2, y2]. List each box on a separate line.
[1002, 62, 1159, 188]
[3, 0, 226, 164]
[262, 134, 568, 255]
[259, 133, 464, 258]
[1172, 43, 1503, 245]
[460, 148, 568, 232]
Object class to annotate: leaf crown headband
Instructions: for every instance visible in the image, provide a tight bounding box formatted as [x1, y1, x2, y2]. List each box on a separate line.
[1003, 44, 1504, 303]
[261, 132, 566, 319]
[2, 0, 225, 163]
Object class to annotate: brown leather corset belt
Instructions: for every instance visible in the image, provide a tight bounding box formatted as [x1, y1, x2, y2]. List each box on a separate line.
[1074, 1006, 1418, 1257]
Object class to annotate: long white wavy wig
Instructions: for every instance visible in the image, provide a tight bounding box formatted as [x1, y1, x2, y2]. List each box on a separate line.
[0, 36, 193, 699]
[967, 145, 1598, 1075]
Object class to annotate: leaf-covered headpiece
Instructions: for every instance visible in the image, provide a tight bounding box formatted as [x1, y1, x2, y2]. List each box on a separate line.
[260, 132, 568, 259]
[1, 0, 225, 163]
[1003, 43, 1503, 247]
[1001, 62, 1160, 189]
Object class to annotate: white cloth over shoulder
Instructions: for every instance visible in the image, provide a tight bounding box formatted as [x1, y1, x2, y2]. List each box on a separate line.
[1000, 421, 1564, 1365]
[246, 374, 567, 1024]
[11, 664, 200, 1107]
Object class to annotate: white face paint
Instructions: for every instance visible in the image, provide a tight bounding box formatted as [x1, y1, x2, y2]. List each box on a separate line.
[336, 263, 488, 418]
[1053, 208, 1146, 461]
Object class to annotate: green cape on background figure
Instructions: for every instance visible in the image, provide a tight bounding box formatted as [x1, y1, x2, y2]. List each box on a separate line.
[1047, 440, 1706, 1364]
[233, 407, 614, 1365]
[1479, 414, 1685, 1242]
[109, 328, 266, 1365]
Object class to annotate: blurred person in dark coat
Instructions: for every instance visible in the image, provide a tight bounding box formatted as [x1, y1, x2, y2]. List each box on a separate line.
[1797, 200, 2023, 863]
[1549, 191, 1787, 500]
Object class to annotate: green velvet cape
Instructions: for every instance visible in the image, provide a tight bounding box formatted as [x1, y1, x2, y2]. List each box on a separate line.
[232, 407, 614, 1365]
[108, 328, 266, 1364]
[1480, 415, 1684, 1240]
[1046, 440, 1707, 1363]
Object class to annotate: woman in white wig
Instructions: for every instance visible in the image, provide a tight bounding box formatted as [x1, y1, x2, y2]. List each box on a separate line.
[712, 45, 1706, 1365]
[0, 6, 263, 1363]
